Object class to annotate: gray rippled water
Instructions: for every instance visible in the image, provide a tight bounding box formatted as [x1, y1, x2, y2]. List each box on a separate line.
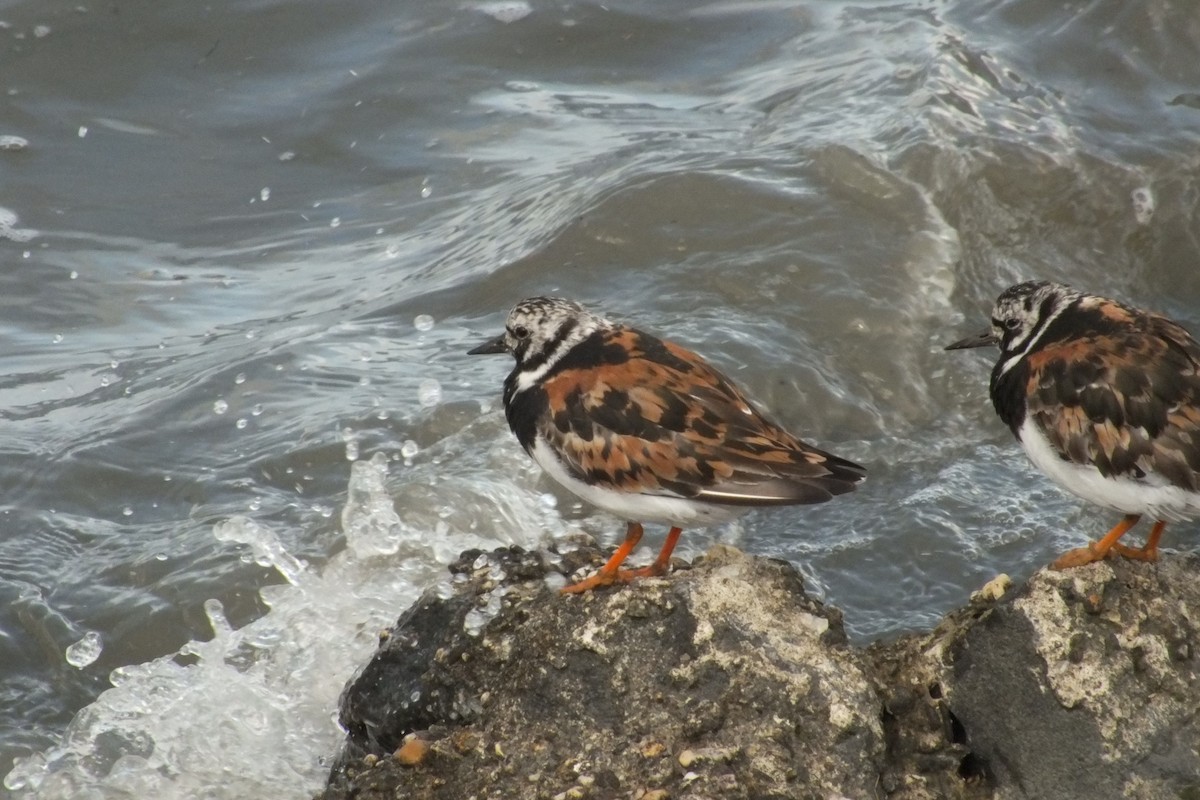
[1, 0, 1198, 796]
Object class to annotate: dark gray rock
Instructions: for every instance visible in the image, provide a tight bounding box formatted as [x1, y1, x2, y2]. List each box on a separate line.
[326, 541, 884, 799]
[322, 545, 1200, 800]
[945, 560, 1200, 799]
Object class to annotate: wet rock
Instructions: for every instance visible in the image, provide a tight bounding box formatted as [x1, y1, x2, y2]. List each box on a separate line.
[946, 559, 1200, 798]
[325, 542, 883, 799]
[872, 555, 1200, 800]
[322, 547, 1200, 800]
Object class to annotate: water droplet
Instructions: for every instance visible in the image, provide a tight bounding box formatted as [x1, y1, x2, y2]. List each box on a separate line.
[345, 440, 359, 461]
[33, 24, 50, 38]
[418, 379, 442, 407]
[330, 217, 341, 228]
[235, 418, 248, 429]
[213, 399, 229, 415]
[420, 182, 432, 199]
[414, 314, 435, 331]
[463, 607, 487, 636]
[52, 333, 63, 344]
[65, 631, 102, 668]
[69, 270, 78, 279]
[122, 506, 133, 516]
[278, 150, 295, 161]
[251, 403, 264, 416]
[248, 497, 262, 511]
[259, 187, 270, 202]
[234, 372, 246, 385]
[401, 439, 419, 462]
[0, 135, 28, 151]
[77, 125, 88, 138]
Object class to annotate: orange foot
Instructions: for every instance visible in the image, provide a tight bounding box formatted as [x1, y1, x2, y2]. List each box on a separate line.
[1107, 542, 1160, 562]
[1051, 543, 1109, 570]
[560, 568, 620, 594]
[1108, 519, 1166, 562]
[1051, 517, 1166, 570]
[558, 565, 660, 594]
[559, 525, 682, 594]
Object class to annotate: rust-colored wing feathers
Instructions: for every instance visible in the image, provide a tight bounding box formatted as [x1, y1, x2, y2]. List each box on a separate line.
[538, 329, 865, 505]
[1027, 311, 1200, 491]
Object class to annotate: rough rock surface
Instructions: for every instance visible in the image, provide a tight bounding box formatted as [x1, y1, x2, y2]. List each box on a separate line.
[322, 543, 1200, 800]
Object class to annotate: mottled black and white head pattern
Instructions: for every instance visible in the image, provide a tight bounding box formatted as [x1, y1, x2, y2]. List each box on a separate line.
[947, 280, 1082, 378]
[990, 281, 1082, 373]
[468, 296, 609, 393]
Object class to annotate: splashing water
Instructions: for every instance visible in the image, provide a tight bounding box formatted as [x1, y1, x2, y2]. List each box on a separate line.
[213, 517, 305, 585]
[64, 632, 103, 670]
[341, 453, 405, 558]
[1, 457, 434, 798]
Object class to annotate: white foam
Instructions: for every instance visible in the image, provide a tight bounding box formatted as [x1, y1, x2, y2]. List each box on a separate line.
[1131, 186, 1154, 225]
[475, 2, 531, 23]
[2, 449, 558, 798]
[0, 206, 36, 243]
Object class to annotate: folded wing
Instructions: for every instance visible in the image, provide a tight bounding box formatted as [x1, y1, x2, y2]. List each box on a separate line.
[1026, 314, 1200, 491]
[537, 328, 866, 506]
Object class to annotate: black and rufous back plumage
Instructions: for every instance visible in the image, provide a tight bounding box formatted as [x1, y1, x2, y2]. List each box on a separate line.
[948, 280, 1200, 568]
[507, 324, 862, 506]
[470, 296, 865, 592]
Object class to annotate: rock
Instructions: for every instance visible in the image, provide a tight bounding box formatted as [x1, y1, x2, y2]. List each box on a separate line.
[948, 559, 1200, 797]
[324, 542, 884, 799]
[871, 556, 1200, 800]
[322, 545, 1200, 800]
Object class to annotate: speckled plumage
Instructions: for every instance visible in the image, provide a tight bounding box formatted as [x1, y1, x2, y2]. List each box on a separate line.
[470, 297, 865, 592]
[948, 280, 1200, 568]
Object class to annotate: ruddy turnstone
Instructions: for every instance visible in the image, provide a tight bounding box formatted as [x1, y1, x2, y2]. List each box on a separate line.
[947, 280, 1200, 568]
[469, 297, 866, 593]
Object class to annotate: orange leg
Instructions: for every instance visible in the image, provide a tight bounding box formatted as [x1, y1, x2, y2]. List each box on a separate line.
[618, 526, 683, 580]
[1051, 514, 1140, 570]
[560, 522, 644, 594]
[1109, 519, 1166, 562]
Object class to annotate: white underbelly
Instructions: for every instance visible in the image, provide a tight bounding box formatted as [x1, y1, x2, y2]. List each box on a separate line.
[530, 439, 747, 527]
[1018, 418, 1200, 522]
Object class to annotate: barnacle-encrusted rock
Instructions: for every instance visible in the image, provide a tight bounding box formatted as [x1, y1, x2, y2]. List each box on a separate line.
[326, 541, 883, 799]
[323, 544, 1200, 800]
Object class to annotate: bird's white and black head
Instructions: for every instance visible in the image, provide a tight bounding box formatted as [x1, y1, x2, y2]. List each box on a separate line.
[946, 280, 1082, 431]
[947, 280, 1080, 373]
[468, 296, 607, 395]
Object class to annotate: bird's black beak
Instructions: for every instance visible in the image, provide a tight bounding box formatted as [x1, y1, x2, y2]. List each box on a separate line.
[944, 330, 998, 351]
[467, 333, 509, 355]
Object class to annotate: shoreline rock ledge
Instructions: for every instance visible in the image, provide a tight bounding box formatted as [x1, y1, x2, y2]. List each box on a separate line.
[321, 542, 1200, 800]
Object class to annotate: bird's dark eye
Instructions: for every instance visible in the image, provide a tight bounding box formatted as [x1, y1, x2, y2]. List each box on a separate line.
[511, 325, 529, 339]
[1004, 318, 1021, 331]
